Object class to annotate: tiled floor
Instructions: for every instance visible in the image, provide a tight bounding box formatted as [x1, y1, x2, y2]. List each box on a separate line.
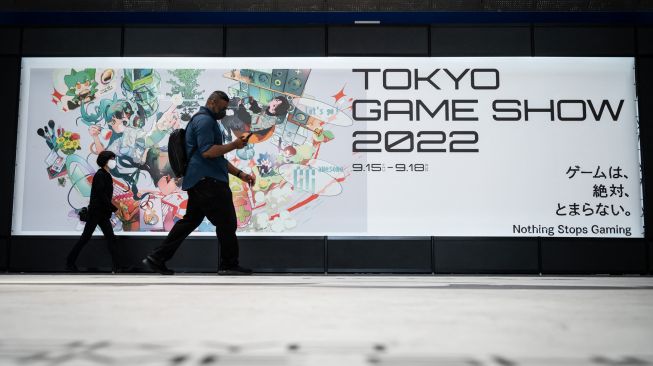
[0, 275, 651, 365]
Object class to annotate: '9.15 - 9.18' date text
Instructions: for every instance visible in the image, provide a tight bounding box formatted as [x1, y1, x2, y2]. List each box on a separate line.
[352, 163, 429, 172]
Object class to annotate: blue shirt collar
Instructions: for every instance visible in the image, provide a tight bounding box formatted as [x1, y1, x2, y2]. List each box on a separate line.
[199, 106, 219, 120]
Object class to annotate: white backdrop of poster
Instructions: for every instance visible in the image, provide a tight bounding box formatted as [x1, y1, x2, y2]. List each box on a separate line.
[12, 57, 643, 237]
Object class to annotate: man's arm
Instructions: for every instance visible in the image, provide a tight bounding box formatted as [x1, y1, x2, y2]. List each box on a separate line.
[201, 141, 238, 159]
[227, 162, 240, 177]
[227, 162, 256, 185]
[192, 116, 242, 159]
[201, 132, 248, 159]
[191, 115, 249, 159]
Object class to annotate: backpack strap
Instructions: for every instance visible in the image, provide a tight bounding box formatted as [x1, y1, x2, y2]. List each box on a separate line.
[186, 109, 214, 159]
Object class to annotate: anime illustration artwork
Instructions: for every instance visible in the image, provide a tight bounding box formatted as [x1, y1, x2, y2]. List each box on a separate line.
[34, 66, 357, 234]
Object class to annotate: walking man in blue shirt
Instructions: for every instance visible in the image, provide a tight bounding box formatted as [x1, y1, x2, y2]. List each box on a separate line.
[143, 91, 255, 275]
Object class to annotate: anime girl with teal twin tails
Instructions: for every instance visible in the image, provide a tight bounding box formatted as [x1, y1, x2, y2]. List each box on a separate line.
[78, 93, 181, 199]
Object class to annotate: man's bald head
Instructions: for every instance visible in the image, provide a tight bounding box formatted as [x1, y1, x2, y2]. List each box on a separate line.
[207, 91, 229, 105]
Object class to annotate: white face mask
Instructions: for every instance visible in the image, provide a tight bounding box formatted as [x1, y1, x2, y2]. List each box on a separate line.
[107, 160, 117, 169]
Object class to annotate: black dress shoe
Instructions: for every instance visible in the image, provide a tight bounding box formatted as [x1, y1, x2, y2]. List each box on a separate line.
[218, 265, 253, 276]
[65, 263, 79, 272]
[142, 256, 174, 275]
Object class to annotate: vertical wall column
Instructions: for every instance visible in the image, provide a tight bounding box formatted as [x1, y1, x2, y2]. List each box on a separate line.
[428, 25, 539, 274]
[532, 25, 647, 274]
[637, 26, 653, 274]
[324, 26, 433, 273]
[223, 26, 326, 272]
[0, 27, 21, 271]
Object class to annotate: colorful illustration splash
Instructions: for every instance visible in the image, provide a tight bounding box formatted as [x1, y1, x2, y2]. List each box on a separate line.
[40, 67, 355, 233]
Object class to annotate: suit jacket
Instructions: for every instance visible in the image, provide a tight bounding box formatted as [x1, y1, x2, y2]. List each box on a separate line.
[88, 168, 118, 218]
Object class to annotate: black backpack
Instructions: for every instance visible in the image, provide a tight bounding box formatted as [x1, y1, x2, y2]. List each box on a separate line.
[168, 110, 210, 178]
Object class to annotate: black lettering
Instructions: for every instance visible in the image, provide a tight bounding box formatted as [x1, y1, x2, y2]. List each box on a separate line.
[383, 69, 412, 90]
[416, 100, 449, 121]
[385, 131, 414, 152]
[352, 69, 380, 90]
[384, 100, 414, 121]
[524, 100, 555, 122]
[416, 131, 446, 152]
[352, 100, 381, 121]
[588, 99, 624, 121]
[471, 68, 499, 90]
[557, 100, 586, 121]
[352, 131, 382, 152]
[451, 100, 478, 121]
[443, 69, 469, 90]
[492, 100, 522, 121]
[414, 68, 440, 90]
[449, 131, 479, 153]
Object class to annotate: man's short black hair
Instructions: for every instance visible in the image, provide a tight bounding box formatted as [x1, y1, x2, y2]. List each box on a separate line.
[207, 90, 230, 104]
[97, 150, 116, 168]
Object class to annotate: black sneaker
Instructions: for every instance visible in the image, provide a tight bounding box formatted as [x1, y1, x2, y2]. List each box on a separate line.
[218, 265, 253, 276]
[142, 256, 174, 275]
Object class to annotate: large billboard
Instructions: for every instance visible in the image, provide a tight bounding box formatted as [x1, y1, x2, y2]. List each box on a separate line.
[12, 57, 643, 237]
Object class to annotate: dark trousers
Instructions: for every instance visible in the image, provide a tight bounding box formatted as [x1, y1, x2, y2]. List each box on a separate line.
[67, 214, 118, 268]
[150, 178, 239, 268]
